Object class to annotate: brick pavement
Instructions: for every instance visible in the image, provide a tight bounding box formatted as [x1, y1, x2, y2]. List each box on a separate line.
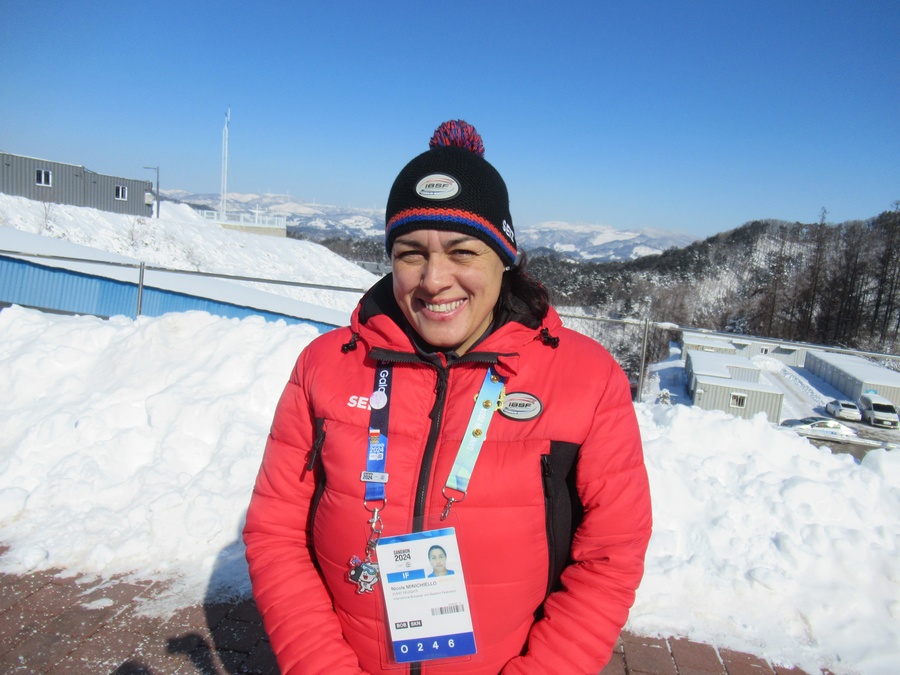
[0, 554, 823, 674]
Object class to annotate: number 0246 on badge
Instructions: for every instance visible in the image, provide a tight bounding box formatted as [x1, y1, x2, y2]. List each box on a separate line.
[376, 528, 476, 663]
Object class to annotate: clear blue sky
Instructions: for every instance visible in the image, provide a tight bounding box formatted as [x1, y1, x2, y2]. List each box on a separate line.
[2, 1, 897, 239]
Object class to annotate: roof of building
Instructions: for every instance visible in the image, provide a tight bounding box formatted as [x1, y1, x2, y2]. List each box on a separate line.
[0, 227, 350, 327]
[686, 349, 761, 378]
[694, 374, 783, 395]
[808, 349, 900, 388]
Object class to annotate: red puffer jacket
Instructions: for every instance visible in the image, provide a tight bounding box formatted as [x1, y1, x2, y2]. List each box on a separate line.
[243, 280, 652, 674]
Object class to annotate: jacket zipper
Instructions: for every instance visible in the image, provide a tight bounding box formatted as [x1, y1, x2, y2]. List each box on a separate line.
[412, 366, 450, 532]
[540, 454, 557, 598]
[307, 418, 327, 559]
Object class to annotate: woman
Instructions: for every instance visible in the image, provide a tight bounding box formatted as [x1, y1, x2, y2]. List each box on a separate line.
[427, 545, 453, 577]
[243, 120, 652, 674]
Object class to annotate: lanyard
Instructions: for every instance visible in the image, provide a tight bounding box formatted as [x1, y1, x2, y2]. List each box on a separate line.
[440, 366, 506, 519]
[364, 363, 393, 503]
[360, 363, 506, 523]
[350, 362, 505, 593]
[352, 362, 394, 578]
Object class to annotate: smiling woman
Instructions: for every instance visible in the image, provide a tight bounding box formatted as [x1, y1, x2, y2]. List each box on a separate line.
[390, 230, 505, 355]
[243, 120, 652, 675]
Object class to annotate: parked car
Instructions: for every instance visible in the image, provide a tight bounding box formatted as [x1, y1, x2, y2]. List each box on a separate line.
[824, 399, 862, 422]
[781, 416, 858, 439]
[857, 394, 900, 429]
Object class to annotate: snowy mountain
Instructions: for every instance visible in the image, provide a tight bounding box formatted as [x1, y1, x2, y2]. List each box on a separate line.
[162, 190, 385, 240]
[162, 190, 696, 261]
[515, 220, 696, 261]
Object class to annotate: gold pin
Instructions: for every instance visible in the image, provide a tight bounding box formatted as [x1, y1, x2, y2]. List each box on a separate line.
[472, 429, 483, 437]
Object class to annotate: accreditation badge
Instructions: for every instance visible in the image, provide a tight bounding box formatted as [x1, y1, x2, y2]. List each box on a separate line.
[375, 528, 476, 663]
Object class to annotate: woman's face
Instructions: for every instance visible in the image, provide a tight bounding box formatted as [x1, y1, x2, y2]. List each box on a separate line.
[392, 229, 505, 355]
[429, 548, 447, 575]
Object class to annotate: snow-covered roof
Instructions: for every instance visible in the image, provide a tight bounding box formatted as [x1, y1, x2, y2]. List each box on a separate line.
[808, 349, 900, 387]
[686, 349, 760, 378]
[694, 374, 782, 395]
[682, 332, 736, 350]
[0, 227, 351, 326]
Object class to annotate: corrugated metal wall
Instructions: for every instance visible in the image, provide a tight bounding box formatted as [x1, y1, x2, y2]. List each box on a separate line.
[692, 379, 783, 421]
[726, 363, 760, 383]
[805, 351, 900, 407]
[0, 152, 152, 217]
[0, 256, 336, 333]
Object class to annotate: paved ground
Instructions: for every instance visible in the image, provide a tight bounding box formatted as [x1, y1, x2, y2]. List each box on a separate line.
[0, 551, 823, 675]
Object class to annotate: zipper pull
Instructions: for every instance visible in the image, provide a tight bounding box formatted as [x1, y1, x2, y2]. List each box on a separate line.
[306, 418, 326, 471]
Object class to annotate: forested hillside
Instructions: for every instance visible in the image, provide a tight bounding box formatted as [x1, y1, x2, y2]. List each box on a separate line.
[304, 206, 900, 358]
[528, 206, 900, 355]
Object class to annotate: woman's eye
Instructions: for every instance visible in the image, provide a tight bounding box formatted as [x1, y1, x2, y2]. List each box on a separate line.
[394, 250, 424, 262]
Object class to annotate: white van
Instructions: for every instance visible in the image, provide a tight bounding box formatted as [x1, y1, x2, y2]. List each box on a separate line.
[857, 393, 900, 429]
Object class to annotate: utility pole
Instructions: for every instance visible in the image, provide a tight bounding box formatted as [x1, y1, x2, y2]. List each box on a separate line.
[143, 165, 160, 218]
[220, 107, 230, 221]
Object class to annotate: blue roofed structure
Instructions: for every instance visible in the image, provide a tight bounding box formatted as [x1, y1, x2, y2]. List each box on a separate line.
[0, 227, 351, 333]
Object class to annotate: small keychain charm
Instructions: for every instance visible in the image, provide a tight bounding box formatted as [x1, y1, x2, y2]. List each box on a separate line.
[347, 504, 384, 593]
[347, 555, 380, 594]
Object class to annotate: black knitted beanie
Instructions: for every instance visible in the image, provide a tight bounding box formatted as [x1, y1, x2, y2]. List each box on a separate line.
[385, 120, 518, 267]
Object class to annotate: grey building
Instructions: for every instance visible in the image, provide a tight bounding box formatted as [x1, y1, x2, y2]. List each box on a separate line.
[681, 332, 737, 360]
[1, 152, 153, 217]
[681, 330, 808, 367]
[685, 349, 784, 421]
[729, 337, 807, 367]
[805, 350, 900, 408]
[691, 375, 784, 421]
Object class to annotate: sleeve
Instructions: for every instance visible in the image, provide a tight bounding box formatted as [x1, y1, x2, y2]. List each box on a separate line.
[503, 357, 653, 674]
[242, 349, 366, 675]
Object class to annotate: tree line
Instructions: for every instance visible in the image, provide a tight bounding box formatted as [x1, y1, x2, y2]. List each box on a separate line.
[528, 205, 900, 356]
[298, 205, 900, 364]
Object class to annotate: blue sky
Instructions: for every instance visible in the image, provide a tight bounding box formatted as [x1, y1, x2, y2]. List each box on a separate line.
[2, 1, 897, 239]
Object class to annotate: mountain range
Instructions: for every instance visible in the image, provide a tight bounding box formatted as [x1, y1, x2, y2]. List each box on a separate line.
[161, 190, 696, 262]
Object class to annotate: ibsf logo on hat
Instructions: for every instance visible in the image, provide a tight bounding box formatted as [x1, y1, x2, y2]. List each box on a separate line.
[416, 174, 460, 200]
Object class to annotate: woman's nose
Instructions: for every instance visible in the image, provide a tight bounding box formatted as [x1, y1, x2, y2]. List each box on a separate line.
[420, 255, 451, 292]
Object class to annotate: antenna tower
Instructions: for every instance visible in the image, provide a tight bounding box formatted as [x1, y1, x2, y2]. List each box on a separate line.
[219, 107, 230, 220]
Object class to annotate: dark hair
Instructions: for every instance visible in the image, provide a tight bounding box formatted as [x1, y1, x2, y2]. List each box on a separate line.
[496, 251, 550, 329]
[428, 545, 446, 557]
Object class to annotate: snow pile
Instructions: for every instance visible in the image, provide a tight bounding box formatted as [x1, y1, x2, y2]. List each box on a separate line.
[0, 193, 376, 313]
[635, 402, 898, 673]
[755, 355, 830, 408]
[0, 305, 897, 674]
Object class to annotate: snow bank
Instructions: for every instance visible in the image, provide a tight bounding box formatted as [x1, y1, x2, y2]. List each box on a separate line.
[0, 306, 897, 673]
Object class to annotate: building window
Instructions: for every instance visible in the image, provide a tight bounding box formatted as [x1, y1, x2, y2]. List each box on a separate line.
[759, 347, 769, 355]
[730, 393, 747, 409]
[35, 169, 52, 186]
[115, 185, 128, 201]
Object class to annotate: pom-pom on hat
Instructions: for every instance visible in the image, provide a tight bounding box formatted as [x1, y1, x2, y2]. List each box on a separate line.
[385, 120, 518, 267]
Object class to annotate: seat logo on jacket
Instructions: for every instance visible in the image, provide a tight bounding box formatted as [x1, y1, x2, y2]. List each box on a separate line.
[348, 395, 376, 410]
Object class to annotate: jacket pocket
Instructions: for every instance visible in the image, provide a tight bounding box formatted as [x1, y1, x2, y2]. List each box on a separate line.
[540, 441, 582, 598]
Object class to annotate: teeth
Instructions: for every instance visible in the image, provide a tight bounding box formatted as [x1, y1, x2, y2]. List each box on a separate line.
[424, 299, 464, 313]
